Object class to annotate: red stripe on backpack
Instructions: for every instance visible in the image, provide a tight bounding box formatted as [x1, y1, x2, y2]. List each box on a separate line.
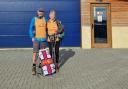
[47, 64, 52, 74]
[42, 51, 47, 59]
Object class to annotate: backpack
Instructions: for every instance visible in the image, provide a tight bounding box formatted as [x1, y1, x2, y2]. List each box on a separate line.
[56, 20, 64, 40]
[39, 48, 56, 76]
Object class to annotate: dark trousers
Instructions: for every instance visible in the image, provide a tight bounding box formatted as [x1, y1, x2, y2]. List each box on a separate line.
[48, 41, 60, 64]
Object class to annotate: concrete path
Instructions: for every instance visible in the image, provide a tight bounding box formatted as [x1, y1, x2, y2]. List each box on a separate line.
[0, 48, 128, 89]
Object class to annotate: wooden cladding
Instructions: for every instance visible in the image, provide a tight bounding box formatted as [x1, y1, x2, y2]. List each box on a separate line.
[81, 0, 128, 26]
[111, 1, 128, 25]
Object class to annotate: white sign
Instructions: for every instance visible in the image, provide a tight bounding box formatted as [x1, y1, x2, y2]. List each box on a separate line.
[97, 15, 103, 22]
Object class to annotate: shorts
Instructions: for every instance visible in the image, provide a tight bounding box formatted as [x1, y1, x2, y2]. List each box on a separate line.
[33, 41, 46, 53]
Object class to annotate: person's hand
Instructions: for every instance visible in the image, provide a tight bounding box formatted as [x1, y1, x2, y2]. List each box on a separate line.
[32, 38, 35, 42]
[57, 33, 60, 36]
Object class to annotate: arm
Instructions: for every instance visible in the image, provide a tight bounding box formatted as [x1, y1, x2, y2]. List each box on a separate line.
[56, 20, 64, 34]
[29, 17, 35, 38]
[56, 20, 64, 40]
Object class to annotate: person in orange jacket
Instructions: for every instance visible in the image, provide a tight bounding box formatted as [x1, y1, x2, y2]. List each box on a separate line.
[29, 8, 47, 75]
[47, 10, 64, 71]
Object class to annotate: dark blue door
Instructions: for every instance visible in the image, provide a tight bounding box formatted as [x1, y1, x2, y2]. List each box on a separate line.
[0, 0, 80, 48]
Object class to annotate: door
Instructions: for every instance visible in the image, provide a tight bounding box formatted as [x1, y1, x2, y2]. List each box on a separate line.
[90, 3, 112, 48]
[0, 0, 80, 48]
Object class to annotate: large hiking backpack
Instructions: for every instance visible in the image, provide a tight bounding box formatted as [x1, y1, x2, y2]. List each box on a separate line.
[39, 48, 56, 76]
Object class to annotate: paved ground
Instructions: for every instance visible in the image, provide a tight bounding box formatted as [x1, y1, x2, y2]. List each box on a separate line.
[0, 48, 128, 89]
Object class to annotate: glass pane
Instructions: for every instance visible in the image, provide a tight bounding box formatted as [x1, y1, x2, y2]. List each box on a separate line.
[93, 7, 107, 43]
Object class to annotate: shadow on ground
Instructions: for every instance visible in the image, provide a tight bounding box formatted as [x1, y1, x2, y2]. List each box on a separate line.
[36, 48, 75, 77]
[59, 49, 75, 68]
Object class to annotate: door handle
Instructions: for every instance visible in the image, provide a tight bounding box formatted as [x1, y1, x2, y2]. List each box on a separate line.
[91, 24, 94, 30]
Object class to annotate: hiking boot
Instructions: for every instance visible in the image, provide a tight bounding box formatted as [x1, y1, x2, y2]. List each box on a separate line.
[55, 63, 59, 73]
[32, 66, 36, 75]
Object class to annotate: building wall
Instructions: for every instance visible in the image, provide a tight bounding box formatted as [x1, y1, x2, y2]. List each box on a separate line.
[81, 0, 128, 48]
[111, 0, 128, 48]
[81, 0, 91, 49]
[112, 26, 128, 48]
[0, 0, 81, 48]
